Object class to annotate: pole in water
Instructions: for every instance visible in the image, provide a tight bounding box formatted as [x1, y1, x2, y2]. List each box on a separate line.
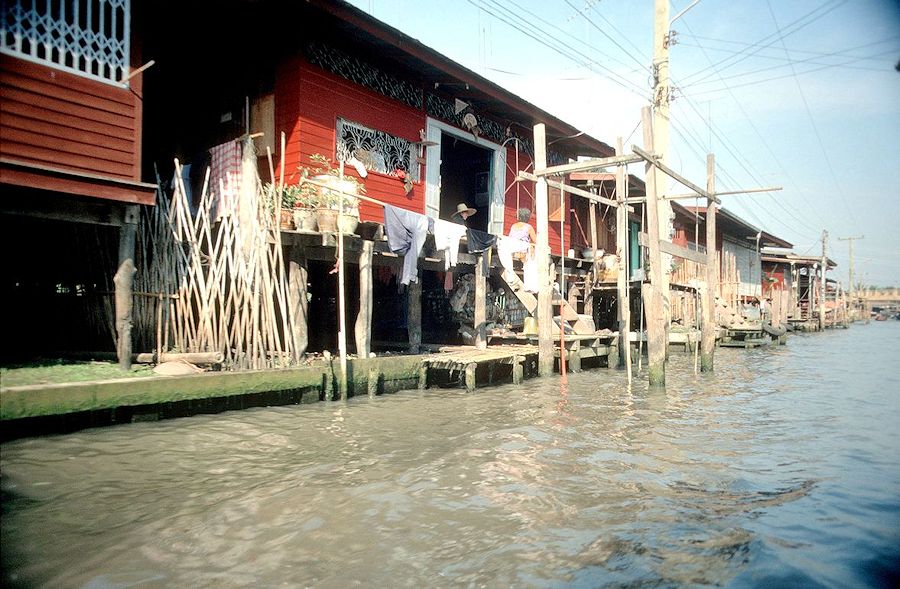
[559, 302, 567, 383]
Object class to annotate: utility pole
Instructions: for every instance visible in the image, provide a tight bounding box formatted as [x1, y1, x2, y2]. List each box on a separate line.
[819, 229, 828, 331]
[838, 235, 863, 316]
[700, 153, 717, 372]
[534, 123, 554, 376]
[653, 0, 673, 323]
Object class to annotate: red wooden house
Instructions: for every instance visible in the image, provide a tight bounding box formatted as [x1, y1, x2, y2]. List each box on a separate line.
[139, 0, 614, 255]
[1, 0, 156, 361]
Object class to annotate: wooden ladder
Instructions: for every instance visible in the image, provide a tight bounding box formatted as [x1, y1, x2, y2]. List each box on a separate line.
[498, 268, 595, 335]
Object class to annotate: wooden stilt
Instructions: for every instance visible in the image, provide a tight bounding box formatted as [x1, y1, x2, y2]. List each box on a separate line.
[465, 362, 477, 392]
[288, 244, 309, 359]
[701, 154, 717, 372]
[114, 206, 139, 371]
[367, 365, 378, 397]
[640, 107, 667, 387]
[534, 124, 554, 376]
[408, 270, 422, 354]
[355, 239, 374, 358]
[475, 252, 487, 350]
[512, 355, 525, 384]
[615, 138, 632, 378]
[418, 362, 428, 390]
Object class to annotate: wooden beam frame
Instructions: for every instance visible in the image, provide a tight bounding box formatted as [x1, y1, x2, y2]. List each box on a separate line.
[517, 171, 633, 212]
[533, 153, 643, 177]
[632, 146, 721, 204]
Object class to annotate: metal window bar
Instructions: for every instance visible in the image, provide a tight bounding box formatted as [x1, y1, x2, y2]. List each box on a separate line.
[336, 117, 418, 181]
[1, 0, 130, 85]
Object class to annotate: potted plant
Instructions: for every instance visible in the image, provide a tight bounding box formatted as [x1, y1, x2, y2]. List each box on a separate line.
[265, 182, 298, 229]
[299, 153, 365, 234]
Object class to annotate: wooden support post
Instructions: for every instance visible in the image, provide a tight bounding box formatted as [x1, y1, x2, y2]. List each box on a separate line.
[512, 355, 525, 384]
[607, 340, 618, 369]
[418, 362, 428, 390]
[114, 206, 138, 371]
[534, 124, 554, 376]
[475, 252, 488, 350]
[701, 154, 717, 372]
[819, 230, 828, 331]
[569, 347, 582, 373]
[288, 244, 309, 358]
[355, 240, 374, 358]
[408, 270, 422, 353]
[465, 362, 477, 392]
[615, 138, 632, 376]
[367, 365, 379, 397]
[641, 107, 667, 387]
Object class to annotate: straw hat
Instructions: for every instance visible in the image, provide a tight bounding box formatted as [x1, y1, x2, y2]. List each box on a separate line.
[451, 202, 477, 220]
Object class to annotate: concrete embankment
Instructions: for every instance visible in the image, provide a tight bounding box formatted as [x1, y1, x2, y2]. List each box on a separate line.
[1, 356, 424, 441]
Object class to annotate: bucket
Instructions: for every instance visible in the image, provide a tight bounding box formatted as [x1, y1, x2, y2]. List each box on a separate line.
[523, 317, 538, 335]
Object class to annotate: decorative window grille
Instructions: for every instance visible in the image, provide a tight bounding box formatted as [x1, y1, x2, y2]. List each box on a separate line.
[336, 118, 418, 181]
[1, 0, 130, 85]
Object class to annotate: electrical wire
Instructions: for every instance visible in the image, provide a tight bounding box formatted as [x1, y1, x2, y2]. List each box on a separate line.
[678, 0, 849, 86]
[466, 0, 649, 98]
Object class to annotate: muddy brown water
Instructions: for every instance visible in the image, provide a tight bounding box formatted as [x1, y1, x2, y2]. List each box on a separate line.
[2, 323, 899, 587]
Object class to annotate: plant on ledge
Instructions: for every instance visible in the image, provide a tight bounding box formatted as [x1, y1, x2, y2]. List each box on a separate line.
[298, 153, 366, 211]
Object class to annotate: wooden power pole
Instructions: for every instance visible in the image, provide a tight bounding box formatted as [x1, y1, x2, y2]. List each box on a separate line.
[700, 154, 717, 372]
[641, 106, 667, 386]
[534, 124, 554, 376]
[819, 229, 828, 331]
[838, 235, 863, 315]
[653, 0, 673, 330]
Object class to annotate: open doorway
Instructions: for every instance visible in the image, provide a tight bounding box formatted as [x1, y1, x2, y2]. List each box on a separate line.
[437, 133, 492, 232]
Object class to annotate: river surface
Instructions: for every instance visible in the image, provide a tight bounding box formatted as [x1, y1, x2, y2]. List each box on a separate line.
[2, 323, 899, 588]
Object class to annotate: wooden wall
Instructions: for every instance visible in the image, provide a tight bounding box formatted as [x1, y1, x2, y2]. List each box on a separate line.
[0, 55, 142, 184]
[276, 57, 573, 253]
[276, 58, 424, 224]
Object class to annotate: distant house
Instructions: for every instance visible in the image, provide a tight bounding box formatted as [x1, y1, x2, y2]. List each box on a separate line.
[683, 206, 792, 304]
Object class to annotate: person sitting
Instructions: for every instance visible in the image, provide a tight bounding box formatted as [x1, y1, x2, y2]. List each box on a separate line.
[450, 202, 477, 227]
[508, 207, 537, 261]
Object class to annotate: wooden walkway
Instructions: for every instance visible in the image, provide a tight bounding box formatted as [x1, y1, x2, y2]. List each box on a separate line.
[419, 344, 538, 391]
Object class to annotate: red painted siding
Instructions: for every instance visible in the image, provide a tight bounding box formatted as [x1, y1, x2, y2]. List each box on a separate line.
[275, 57, 425, 224]
[502, 144, 570, 256]
[0, 55, 141, 183]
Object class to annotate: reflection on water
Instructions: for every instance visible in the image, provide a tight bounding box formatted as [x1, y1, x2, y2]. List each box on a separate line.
[2, 325, 900, 587]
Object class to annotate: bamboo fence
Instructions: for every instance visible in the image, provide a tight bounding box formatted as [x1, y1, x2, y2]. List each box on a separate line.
[133, 139, 294, 369]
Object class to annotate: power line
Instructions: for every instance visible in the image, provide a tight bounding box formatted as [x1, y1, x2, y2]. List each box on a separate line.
[467, 0, 649, 98]
[764, 0, 861, 233]
[680, 47, 898, 92]
[678, 33, 898, 64]
[562, 0, 650, 73]
[678, 0, 849, 86]
[672, 17, 834, 235]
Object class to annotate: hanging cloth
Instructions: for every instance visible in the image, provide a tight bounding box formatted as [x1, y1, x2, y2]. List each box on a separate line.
[466, 228, 497, 254]
[497, 236, 539, 293]
[433, 218, 468, 270]
[383, 205, 429, 285]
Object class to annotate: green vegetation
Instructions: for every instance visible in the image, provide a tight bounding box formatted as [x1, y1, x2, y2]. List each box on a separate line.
[0, 359, 154, 388]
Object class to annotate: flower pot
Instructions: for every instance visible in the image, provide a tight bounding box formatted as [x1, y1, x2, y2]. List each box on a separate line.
[315, 208, 339, 233]
[339, 209, 360, 235]
[293, 208, 317, 232]
[279, 208, 295, 229]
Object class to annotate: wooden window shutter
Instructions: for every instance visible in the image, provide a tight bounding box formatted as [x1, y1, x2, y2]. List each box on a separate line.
[548, 185, 563, 221]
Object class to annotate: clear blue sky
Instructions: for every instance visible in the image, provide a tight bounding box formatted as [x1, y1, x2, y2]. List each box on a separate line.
[348, 0, 900, 287]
